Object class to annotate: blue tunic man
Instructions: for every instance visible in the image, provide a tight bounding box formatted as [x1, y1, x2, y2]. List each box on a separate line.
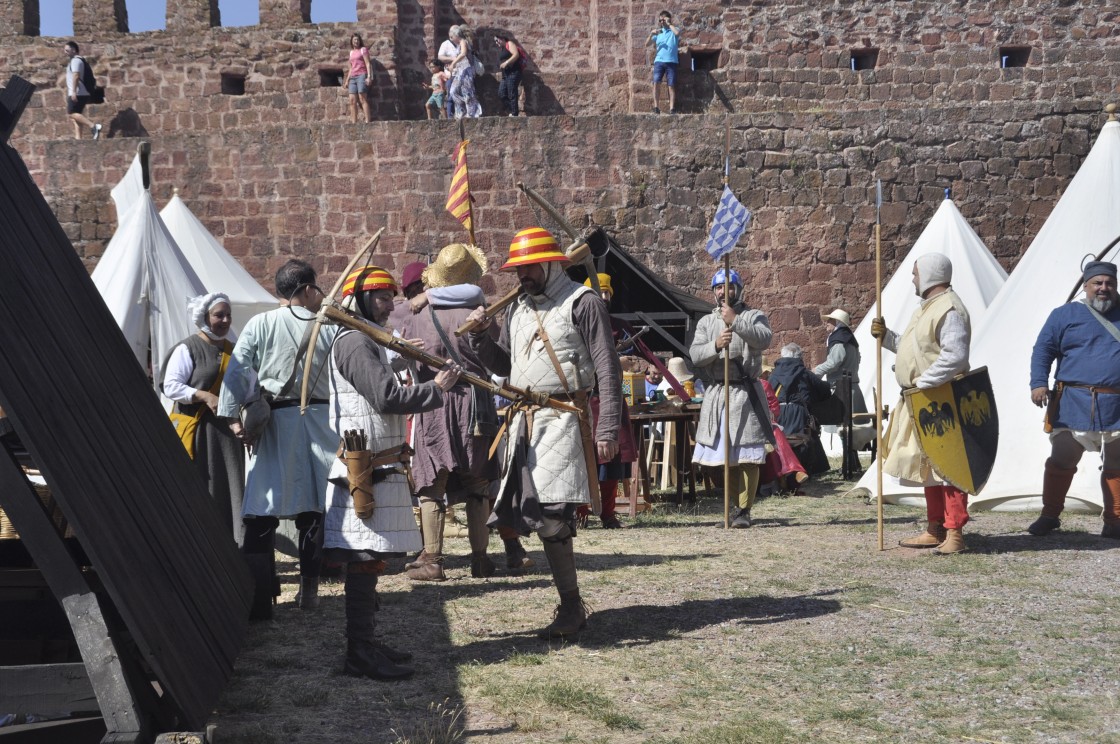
[1029, 260, 1120, 539]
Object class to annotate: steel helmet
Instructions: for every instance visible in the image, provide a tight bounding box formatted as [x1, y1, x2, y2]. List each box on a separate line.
[501, 227, 567, 271]
[711, 268, 741, 287]
[342, 265, 398, 298]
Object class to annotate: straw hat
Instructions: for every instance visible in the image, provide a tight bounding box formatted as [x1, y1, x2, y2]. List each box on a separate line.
[422, 243, 488, 288]
[822, 308, 851, 327]
[666, 357, 694, 382]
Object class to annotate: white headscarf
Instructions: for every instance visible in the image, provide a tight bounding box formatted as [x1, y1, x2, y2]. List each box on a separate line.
[188, 292, 232, 339]
[914, 253, 952, 296]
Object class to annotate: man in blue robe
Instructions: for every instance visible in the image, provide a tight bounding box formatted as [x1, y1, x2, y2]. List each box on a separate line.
[1029, 260, 1120, 539]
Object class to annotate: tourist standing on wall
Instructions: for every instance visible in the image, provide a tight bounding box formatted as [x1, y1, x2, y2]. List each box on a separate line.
[645, 10, 680, 114]
[344, 33, 373, 123]
[495, 34, 523, 117]
[449, 26, 483, 119]
[423, 61, 448, 120]
[63, 41, 101, 140]
[437, 26, 461, 118]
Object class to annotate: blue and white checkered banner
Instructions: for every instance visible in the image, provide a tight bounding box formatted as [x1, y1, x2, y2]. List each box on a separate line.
[704, 185, 752, 260]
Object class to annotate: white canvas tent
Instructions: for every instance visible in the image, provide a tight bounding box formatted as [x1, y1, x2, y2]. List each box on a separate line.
[967, 116, 1120, 513]
[849, 196, 1008, 505]
[160, 192, 277, 334]
[92, 153, 205, 387]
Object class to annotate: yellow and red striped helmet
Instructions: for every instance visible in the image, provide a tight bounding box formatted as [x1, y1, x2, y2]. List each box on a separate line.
[342, 265, 398, 298]
[501, 227, 567, 271]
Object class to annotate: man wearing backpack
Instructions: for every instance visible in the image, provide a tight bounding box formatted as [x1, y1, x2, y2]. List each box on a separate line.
[64, 42, 102, 140]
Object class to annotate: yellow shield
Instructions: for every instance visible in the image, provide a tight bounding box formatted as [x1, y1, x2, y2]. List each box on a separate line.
[905, 367, 998, 495]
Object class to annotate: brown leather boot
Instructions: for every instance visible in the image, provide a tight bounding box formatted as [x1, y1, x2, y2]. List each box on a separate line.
[470, 551, 496, 578]
[537, 590, 589, 639]
[404, 548, 438, 571]
[503, 538, 534, 572]
[404, 552, 446, 582]
[933, 528, 968, 555]
[899, 521, 946, 549]
[1101, 469, 1120, 539]
[1030, 458, 1076, 535]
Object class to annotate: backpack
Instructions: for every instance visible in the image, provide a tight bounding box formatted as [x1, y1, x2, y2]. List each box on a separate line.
[76, 56, 105, 104]
[513, 42, 530, 70]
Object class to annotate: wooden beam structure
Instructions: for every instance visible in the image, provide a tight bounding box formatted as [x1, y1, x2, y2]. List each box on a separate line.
[0, 76, 253, 742]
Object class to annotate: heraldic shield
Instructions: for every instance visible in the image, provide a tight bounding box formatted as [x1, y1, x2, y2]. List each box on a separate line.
[904, 366, 999, 495]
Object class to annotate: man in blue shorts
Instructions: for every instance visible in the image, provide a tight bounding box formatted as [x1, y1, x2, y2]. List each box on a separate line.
[646, 10, 680, 114]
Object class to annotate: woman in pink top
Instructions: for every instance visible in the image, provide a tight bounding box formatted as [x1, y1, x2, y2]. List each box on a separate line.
[344, 33, 373, 123]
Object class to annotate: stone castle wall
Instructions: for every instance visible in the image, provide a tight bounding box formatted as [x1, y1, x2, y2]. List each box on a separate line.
[1, 0, 1118, 360]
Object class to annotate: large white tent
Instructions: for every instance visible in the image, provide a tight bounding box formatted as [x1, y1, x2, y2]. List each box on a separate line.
[91, 154, 205, 387]
[844, 197, 1008, 504]
[160, 192, 277, 334]
[967, 116, 1120, 513]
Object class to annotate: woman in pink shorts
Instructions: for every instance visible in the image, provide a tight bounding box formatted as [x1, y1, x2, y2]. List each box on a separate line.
[344, 33, 373, 123]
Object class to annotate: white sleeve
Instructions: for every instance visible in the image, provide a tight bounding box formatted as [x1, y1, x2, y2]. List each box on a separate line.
[162, 344, 198, 403]
[915, 310, 970, 389]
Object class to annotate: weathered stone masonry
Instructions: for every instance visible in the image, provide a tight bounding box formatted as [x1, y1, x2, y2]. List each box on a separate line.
[1, 0, 1118, 360]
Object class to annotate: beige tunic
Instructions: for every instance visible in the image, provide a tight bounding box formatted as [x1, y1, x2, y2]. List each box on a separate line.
[882, 290, 971, 484]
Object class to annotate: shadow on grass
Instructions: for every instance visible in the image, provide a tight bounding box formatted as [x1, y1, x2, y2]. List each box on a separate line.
[968, 531, 1120, 554]
[452, 590, 843, 662]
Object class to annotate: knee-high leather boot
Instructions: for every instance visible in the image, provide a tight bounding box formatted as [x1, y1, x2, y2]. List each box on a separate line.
[1100, 469, 1120, 539]
[538, 536, 587, 639]
[343, 566, 413, 680]
[465, 496, 496, 577]
[405, 500, 446, 581]
[1029, 458, 1076, 536]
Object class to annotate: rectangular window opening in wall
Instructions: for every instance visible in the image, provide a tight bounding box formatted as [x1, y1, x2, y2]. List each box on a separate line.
[123, 0, 166, 31]
[216, 0, 260, 27]
[221, 72, 246, 95]
[311, 0, 357, 23]
[36, 0, 73, 37]
[319, 68, 344, 87]
[999, 47, 1031, 68]
[850, 49, 878, 71]
[690, 49, 721, 72]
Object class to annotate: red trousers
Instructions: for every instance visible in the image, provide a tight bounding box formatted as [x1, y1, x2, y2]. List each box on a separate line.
[924, 485, 969, 529]
[577, 480, 619, 522]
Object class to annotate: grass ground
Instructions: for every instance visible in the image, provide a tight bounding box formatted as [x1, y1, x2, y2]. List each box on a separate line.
[210, 467, 1120, 744]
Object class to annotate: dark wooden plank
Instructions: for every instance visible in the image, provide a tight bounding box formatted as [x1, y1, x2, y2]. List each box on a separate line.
[0, 76, 35, 145]
[0, 715, 105, 744]
[0, 451, 148, 740]
[0, 663, 98, 716]
[0, 133, 251, 728]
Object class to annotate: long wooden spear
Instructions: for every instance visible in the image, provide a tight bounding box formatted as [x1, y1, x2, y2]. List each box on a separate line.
[875, 179, 885, 551]
[722, 124, 733, 530]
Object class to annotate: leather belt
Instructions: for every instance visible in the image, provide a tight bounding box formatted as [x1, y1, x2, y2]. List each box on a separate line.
[1063, 383, 1120, 395]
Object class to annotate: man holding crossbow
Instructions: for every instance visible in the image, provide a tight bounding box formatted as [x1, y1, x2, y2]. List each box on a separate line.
[465, 227, 623, 639]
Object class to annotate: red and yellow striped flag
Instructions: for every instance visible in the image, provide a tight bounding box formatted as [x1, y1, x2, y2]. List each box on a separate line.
[445, 139, 473, 234]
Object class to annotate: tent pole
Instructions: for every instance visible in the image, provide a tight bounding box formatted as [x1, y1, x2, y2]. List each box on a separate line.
[875, 181, 885, 552]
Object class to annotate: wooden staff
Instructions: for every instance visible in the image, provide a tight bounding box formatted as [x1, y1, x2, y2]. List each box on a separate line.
[322, 305, 582, 415]
[722, 123, 733, 530]
[453, 237, 596, 336]
[299, 229, 384, 414]
[875, 179, 885, 552]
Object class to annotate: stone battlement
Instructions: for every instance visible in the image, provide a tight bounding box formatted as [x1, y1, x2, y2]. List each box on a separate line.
[2, 0, 1118, 357]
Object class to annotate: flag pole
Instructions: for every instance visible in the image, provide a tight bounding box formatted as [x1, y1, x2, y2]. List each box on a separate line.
[875, 178, 884, 552]
[459, 119, 477, 246]
[722, 123, 732, 530]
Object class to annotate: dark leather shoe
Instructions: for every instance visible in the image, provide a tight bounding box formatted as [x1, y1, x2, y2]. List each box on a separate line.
[372, 639, 413, 664]
[600, 515, 624, 529]
[344, 640, 414, 681]
[731, 508, 752, 529]
[471, 552, 496, 578]
[1028, 515, 1061, 536]
[1102, 522, 1120, 540]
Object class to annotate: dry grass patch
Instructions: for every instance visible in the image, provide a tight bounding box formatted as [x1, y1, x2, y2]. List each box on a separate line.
[208, 467, 1120, 743]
